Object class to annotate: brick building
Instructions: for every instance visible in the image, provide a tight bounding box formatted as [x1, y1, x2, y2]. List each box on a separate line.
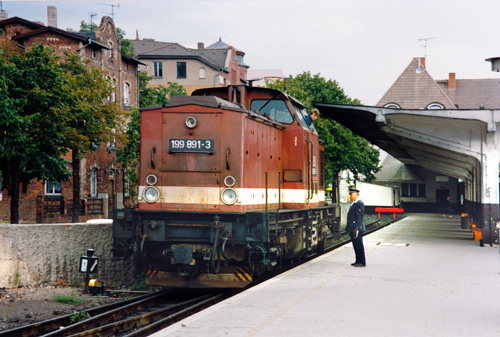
[0, 9, 143, 222]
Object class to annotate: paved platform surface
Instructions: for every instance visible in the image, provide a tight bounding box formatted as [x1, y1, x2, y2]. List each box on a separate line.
[152, 214, 500, 337]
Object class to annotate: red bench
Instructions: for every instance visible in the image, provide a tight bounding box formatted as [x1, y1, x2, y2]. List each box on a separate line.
[375, 207, 404, 219]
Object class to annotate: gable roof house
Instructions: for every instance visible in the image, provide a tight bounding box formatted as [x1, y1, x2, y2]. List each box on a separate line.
[131, 37, 249, 95]
[0, 9, 143, 222]
[373, 57, 500, 212]
[378, 57, 500, 110]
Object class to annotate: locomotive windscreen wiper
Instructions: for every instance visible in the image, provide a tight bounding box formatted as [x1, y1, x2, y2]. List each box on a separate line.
[255, 93, 277, 115]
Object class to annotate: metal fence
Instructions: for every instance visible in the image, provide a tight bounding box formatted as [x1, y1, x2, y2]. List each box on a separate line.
[36, 196, 105, 223]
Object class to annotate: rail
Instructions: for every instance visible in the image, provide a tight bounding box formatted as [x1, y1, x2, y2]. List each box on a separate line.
[0, 289, 227, 337]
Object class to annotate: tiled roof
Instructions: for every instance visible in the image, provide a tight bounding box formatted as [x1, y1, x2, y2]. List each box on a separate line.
[436, 78, 500, 109]
[377, 58, 456, 109]
[195, 48, 227, 69]
[206, 37, 229, 49]
[129, 39, 172, 56]
[11, 25, 89, 42]
[0, 16, 44, 29]
[378, 57, 500, 110]
[141, 42, 198, 57]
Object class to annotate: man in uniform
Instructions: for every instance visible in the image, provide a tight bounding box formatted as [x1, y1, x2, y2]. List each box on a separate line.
[346, 188, 366, 267]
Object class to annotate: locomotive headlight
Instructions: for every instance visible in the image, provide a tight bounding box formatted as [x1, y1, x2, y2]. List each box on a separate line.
[224, 176, 236, 187]
[185, 116, 198, 129]
[146, 174, 158, 186]
[221, 188, 238, 205]
[143, 186, 160, 203]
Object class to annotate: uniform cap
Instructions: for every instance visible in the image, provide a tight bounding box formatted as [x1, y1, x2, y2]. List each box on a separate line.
[349, 188, 360, 194]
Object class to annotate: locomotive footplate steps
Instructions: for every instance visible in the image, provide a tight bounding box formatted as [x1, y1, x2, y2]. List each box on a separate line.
[146, 265, 253, 288]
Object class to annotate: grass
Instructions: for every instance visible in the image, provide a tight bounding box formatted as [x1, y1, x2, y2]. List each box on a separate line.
[69, 310, 91, 323]
[51, 292, 87, 305]
[131, 273, 153, 291]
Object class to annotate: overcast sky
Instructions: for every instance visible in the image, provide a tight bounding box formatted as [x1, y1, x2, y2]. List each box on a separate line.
[3, 0, 500, 105]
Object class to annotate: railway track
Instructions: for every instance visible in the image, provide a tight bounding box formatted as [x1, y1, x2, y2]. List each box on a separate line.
[1, 216, 400, 337]
[0, 289, 228, 337]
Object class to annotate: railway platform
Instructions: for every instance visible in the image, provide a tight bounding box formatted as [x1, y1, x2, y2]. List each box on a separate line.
[152, 214, 500, 337]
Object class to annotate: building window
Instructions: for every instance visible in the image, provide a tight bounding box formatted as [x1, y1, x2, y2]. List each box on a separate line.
[199, 67, 206, 79]
[107, 78, 117, 103]
[427, 102, 444, 110]
[108, 42, 114, 60]
[90, 169, 98, 197]
[401, 183, 425, 197]
[124, 83, 131, 106]
[154, 62, 163, 78]
[177, 62, 186, 79]
[91, 48, 96, 59]
[384, 103, 401, 109]
[45, 181, 62, 195]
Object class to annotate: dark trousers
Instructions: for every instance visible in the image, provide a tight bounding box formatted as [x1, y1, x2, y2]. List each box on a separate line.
[350, 231, 366, 265]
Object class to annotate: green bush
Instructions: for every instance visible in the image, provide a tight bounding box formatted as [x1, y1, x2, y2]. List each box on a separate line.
[69, 310, 91, 323]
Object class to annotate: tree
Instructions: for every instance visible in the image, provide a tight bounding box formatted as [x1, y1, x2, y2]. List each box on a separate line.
[59, 52, 124, 222]
[116, 77, 187, 203]
[0, 44, 71, 223]
[267, 72, 380, 185]
[115, 108, 140, 205]
[116, 27, 135, 58]
[139, 72, 186, 107]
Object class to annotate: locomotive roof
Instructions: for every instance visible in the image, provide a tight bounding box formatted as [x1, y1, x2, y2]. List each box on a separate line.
[192, 86, 308, 110]
[166, 96, 244, 110]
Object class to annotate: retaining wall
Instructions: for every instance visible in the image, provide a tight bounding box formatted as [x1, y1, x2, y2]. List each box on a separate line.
[0, 222, 136, 288]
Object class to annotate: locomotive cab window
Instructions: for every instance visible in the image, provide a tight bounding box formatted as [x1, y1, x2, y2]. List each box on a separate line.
[293, 105, 317, 132]
[250, 99, 294, 124]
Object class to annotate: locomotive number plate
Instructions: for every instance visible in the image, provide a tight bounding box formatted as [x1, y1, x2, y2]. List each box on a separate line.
[169, 139, 214, 152]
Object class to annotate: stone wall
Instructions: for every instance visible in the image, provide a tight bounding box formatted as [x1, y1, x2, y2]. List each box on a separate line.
[0, 222, 136, 288]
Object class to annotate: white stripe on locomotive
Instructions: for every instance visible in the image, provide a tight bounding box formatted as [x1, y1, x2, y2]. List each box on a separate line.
[138, 186, 325, 205]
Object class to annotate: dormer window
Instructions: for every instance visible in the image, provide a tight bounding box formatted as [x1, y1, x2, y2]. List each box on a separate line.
[384, 103, 401, 109]
[426, 103, 444, 110]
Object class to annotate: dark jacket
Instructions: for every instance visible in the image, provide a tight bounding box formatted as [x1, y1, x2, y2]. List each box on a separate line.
[345, 199, 365, 234]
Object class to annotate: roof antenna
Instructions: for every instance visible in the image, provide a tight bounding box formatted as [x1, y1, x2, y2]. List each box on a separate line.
[90, 12, 97, 26]
[0, 1, 10, 14]
[99, 3, 120, 20]
[419, 37, 436, 59]
[417, 37, 436, 72]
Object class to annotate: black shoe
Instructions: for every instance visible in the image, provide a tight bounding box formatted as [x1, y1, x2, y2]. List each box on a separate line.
[353, 263, 366, 267]
[351, 263, 357, 266]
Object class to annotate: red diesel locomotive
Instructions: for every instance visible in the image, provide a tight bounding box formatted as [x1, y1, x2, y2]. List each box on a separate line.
[112, 85, 340, 288]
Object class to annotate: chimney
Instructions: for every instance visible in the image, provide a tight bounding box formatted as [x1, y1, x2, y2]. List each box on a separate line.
[448, 73, 456, 90]
[198, 42, 204, 50]
[136, 30, 139, 40]
[47, 6, 57, 27]
[416, 57, 426, 73]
